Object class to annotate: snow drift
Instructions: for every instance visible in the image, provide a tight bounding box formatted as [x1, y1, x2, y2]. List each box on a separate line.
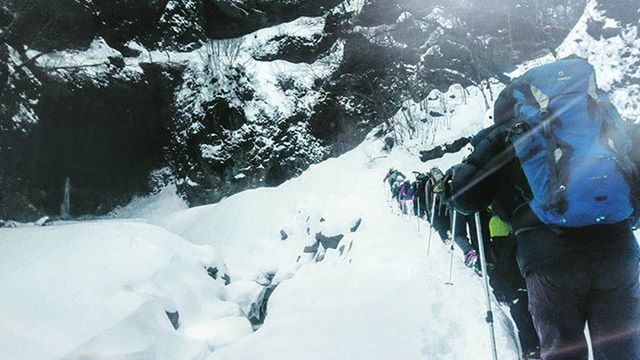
[0, 222, 251, 360]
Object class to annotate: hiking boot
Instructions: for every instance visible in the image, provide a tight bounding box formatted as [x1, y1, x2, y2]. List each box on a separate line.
[463, 250, 478, 268]
[473, 262, 482, 277]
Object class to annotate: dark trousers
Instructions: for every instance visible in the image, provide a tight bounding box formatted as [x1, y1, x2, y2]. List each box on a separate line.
[509, 289, 541, 355]
[489, 236, 540, 355]
[525, 254, 640, 359]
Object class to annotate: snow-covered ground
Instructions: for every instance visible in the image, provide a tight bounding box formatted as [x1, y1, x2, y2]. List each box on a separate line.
[0, 130, 520, 359]
[200, 136, 520, 360]
[0, 221, 249, 360]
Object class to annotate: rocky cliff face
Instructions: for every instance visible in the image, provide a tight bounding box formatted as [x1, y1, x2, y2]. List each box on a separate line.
[3, 0, 636, 221]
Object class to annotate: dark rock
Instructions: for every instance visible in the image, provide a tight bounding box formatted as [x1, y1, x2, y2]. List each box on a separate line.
[372, 127, 385, 139]
[303, 241, 320, 254]
[280, 229, 288, 240]
[0, 220, 17, 228]
[338, 245, 346, 255]
[597, 0, 640, 26]
[350, 218, 362, 232]
[586, 18, 604, 39]
[222, 273, 231, 285]
[165, 310, 180, 330]
[117, 46, 142, 58]
[429, 110, 445, 117]
[248, 284, 277, 328]
[252, 33, 333, 64]
[420, 137, 471, 162]
[315, 232, 344, 250]
[206, 266, 219, 280]
[601, 27, 621, 39]
[107, 55, 125, 68]
[0, 61, 184, 220]
[206, 266, 230, 284]
[319, 217, 325, 222]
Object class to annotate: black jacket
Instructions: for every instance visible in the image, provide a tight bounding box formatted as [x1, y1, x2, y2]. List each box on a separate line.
[448, 122, 640, 275]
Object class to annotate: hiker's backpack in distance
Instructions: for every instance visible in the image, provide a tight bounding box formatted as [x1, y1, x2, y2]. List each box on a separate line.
[505, 57, 637, 227]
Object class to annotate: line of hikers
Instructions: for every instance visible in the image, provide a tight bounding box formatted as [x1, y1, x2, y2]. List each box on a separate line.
[385, 57, 640, 360]
[384, 166, 541, 359]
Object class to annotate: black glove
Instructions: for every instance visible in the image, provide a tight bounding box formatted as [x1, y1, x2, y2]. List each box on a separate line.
[466, 125, 509, 168]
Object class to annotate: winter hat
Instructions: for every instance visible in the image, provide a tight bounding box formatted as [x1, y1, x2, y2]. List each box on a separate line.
[493, 83, 516, 124]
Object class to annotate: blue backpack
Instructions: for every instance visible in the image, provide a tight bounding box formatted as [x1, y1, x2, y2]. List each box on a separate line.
[505, 57, 637, 227]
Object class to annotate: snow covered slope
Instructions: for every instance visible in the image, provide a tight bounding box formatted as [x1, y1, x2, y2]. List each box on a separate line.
[155, 132, 519, 360]
[0, 222, 250, 360]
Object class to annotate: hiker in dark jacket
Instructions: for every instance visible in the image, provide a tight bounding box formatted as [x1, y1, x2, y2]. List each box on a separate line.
[413, 172, 429, 218]
[426, 168, 451, 243]
[449, 83, 640, 359]
[485, 210, 540, 358]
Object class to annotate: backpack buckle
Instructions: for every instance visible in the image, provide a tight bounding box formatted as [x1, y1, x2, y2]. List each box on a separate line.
[507, 122, 529, 142]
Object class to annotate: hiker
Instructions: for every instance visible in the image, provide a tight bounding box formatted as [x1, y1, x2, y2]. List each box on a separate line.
[413, 172, 429, 218]
[448, 57, 640, 359]
[485, 209, 541, 359]
[398, 180, 415, 215]
[384, 168, 404, 188]
[426, 167, 451, 243]
[383, 168, 396, 185]
[390, 173, 406, 201]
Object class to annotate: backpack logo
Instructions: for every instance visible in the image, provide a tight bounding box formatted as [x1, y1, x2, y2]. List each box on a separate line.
[557, 70, 571, 81]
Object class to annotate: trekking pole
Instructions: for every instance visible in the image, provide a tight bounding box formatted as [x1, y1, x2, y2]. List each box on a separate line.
[427, 194, 437, 256]
[475, 212, 498, 360]
[417, 200, 421, 232]
[445, 210, 458, 285]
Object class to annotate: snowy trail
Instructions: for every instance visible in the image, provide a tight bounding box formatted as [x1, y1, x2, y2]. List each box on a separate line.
[169, 139, 521, 360]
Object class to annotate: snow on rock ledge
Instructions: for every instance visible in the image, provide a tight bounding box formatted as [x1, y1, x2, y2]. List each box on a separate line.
[0, 222, 251, 360]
